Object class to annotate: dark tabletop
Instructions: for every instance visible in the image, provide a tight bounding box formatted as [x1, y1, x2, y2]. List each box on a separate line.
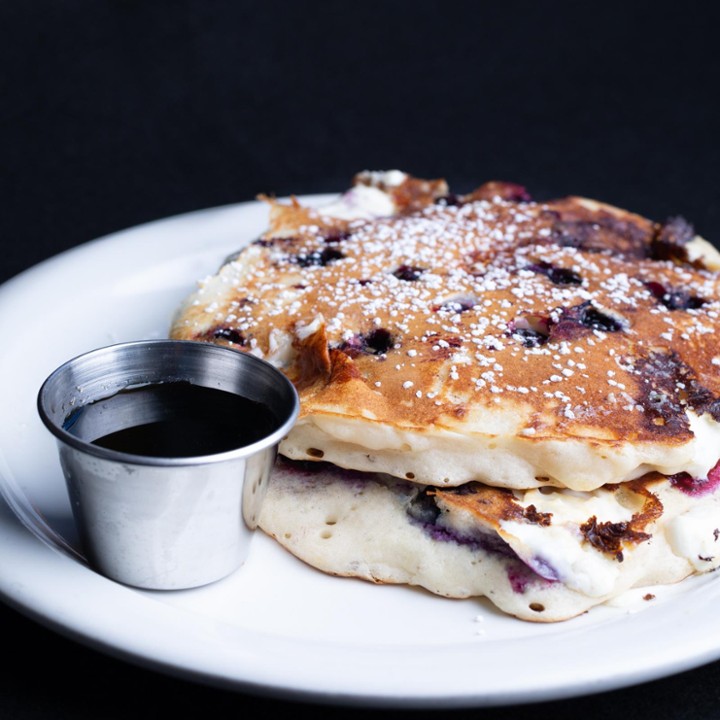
[2, 2, 720, 718]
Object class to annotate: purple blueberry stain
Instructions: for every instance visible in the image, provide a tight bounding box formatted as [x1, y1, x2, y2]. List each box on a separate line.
[507, 567, 532, 593]
[633, 350, 720, 433]
[524, 555, 561, 582]
[406, 490, 516, 554]
[650, 216, 695, 263]
[506, 562, 557, 594]
[405, 489, 559, 592]
[338, 335, 365, 355]
[670, 460, 720, 497]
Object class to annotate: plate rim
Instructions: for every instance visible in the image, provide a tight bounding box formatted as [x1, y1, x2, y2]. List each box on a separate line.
[2, 197, 720, 709]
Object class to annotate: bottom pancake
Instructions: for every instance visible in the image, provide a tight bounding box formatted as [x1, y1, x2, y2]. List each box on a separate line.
[258, 458, 720, 622]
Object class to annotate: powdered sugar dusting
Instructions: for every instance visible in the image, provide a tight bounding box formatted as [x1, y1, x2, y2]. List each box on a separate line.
[173, 175, 720, 446]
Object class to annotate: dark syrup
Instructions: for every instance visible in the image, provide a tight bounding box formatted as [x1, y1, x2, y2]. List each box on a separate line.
[63, 382, 278, 458]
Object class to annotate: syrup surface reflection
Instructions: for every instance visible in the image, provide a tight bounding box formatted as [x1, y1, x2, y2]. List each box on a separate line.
[63, 382, 278, 458]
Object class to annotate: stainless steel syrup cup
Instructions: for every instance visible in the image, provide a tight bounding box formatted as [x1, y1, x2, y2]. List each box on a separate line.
[37, 340, 299, 590]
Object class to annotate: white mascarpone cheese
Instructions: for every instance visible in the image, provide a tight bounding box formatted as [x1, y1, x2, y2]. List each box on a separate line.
[318, 171, 406, 220]
[685, 410, 720, 480]
[666, 505, 720, 571]
[499, 488, 636, 597]
[319, 185, 397, 220]
[501, 521, 622, 597]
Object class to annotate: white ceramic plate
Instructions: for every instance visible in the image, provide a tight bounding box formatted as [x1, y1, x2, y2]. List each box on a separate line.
[2, 197, 720, 709]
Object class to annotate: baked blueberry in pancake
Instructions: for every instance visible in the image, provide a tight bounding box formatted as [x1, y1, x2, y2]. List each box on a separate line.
[170, 170, 720, 620]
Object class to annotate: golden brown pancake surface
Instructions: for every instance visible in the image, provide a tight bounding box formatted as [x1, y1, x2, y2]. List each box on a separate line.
[171, 172, 720, 491]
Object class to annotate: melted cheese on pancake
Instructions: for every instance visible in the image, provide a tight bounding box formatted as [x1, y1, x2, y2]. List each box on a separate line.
[171, 172, 720, 491]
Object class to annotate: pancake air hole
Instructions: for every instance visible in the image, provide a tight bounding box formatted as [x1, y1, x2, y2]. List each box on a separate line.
[529, 603, 545, 613]
[307, 447, 324, 458]
[405, 472, 415, 479]
[320, 530, 333, 539]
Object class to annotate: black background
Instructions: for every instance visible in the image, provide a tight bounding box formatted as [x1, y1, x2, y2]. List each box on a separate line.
[2, 2, 720, 718]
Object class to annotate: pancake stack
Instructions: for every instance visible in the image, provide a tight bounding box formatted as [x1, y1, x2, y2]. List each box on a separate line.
[171, 171, 720, 621]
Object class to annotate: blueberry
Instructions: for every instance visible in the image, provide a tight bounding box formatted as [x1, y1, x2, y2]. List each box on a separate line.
[550, 302, 624, 340]
[295, 247, 346, 267]
[212, 328, 245, 345]
[527, 261, 582, 286]
[364, 328, 394, 354]
[644, 281, 705, 310]
[339, 328, 395, 356]
[434, 193, 462, 206]
[322, 230, 351, 244]
[407, 491, 441, 524]
[577, 304, 624, 332]
[514, 328, 549, 347]
[511, 303, 625, 345]
[393, 264, 425, 281]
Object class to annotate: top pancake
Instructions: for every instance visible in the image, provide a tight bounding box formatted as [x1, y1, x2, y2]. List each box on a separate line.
[170, 171, 720, 491]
